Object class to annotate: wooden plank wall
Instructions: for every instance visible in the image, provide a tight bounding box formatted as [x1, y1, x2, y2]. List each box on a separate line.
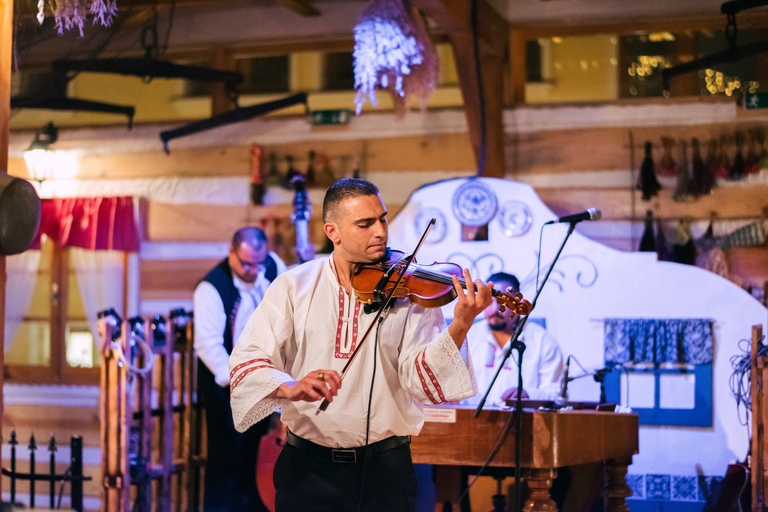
[8, 104, 768, 306]
[4, 101, 768, 508]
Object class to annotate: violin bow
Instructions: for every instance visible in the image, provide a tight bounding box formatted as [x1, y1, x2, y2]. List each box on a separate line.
[316, 218, 435, 414]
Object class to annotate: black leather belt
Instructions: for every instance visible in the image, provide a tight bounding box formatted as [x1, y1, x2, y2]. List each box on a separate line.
[285, 430, 410, 463]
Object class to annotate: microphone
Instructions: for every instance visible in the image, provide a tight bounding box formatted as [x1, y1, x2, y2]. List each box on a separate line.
[545, 208, 601, 225]
[554, 355, 571, 408]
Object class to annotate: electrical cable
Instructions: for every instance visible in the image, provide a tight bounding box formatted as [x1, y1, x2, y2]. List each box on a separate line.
[112, 335, 154, 375]
[160, 0, 176, 56]
[452, 407, 517, 512]
[356, 316, 383, 512]
[729, 334, 767, 428]
[568, 355, 589, 375]
[535, 223, 545, 294]
[470, 0, 486, 177]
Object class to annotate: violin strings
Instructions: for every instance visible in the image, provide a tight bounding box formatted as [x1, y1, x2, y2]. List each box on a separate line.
[411, 268, 501, 297]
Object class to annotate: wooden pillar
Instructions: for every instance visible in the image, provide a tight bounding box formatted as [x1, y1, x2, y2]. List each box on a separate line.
[0, 0, 14, 443]
[670, 33, 698, 97]
[211, 48, 236, 116]
[50, 244, 69, 381]
[412, 0, 508, 178]
[508, 30, 527, 105]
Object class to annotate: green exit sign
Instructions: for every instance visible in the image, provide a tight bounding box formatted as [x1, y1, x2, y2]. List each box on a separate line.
[745, 92, 768, 109]
[310, 109, 351, 126]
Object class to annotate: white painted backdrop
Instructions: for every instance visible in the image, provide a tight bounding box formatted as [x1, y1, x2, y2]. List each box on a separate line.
[388, 177, 767, 478]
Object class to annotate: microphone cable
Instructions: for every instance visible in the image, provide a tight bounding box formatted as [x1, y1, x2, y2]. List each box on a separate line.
[450, 223, 549, 510]
[451, 407, 517, 512]
[535, 223, 545, 294]
[356, 315, 384, 512]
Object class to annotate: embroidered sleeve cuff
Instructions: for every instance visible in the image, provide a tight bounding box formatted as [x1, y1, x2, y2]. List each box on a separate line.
[423, 330, 478, 402]
[231, 371, 292, 432]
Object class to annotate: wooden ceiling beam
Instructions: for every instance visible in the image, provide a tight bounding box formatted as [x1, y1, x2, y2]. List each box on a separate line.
[511, 13, 768, 38]
[94, 0, 321, 14]
[412, 0, 507, 178]
[269, 0, 320, 17]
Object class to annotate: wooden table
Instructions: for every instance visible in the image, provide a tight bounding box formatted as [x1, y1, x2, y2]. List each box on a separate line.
[410, 404, 639, 512]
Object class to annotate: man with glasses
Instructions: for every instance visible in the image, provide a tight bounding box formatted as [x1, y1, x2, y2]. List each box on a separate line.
[194, 227, 288, 512]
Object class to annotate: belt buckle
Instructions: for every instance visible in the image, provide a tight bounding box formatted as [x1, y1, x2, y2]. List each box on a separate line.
[331, 449, 357, 463]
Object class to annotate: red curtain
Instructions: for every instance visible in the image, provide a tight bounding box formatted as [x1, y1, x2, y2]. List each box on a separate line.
[33, 197, 140, 252]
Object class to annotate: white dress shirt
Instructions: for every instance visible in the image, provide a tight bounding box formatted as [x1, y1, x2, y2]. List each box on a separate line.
[193, 252, 287, 387]
[463, 319, 563, 406]
[229, 254, 478, 448]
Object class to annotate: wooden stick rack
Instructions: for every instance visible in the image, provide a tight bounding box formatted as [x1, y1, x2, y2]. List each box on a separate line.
[100, 315, 204, 512]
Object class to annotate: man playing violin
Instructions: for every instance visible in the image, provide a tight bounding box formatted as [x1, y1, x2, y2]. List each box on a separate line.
[229, 178, 493, 512]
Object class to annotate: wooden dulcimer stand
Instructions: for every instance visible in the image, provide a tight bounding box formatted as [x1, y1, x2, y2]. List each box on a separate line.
[100, 312, 204, 512]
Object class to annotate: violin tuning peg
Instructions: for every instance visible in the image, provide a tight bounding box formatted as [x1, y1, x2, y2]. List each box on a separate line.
[498, 305, 506, 313]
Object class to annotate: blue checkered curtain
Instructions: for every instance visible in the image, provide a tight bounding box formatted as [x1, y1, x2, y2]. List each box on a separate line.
[604, 319, 714, 365]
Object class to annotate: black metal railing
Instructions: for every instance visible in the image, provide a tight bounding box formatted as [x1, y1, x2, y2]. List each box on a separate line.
[2, 431, 92, 511]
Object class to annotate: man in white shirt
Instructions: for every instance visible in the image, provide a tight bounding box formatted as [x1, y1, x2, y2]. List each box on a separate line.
[465, 272, 564, 406]
[229, 178, 493, 512]
[194, 227, 287, 512]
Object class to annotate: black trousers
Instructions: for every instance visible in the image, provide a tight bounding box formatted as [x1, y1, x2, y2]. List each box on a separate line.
[273, 441, 417, 512]
[201, 380, 270, 512]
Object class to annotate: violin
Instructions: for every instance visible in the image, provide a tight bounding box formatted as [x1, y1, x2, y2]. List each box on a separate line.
[352, 249, 532, 315]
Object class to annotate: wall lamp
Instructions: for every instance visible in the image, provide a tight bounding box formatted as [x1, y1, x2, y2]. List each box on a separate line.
[23, 122, 59, 184]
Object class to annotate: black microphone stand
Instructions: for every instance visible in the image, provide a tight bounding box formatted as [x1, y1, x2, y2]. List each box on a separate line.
[473, 221, 578, 512]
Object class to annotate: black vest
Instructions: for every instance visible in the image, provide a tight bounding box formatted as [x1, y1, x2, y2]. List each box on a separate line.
[197, 255, 277, 395]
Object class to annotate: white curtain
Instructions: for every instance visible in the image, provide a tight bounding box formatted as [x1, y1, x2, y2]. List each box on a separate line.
[4, 250, 42, 352]
[70, 248, 125, 342]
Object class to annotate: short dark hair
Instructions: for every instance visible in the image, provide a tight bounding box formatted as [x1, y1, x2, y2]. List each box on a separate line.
[488, 272, 520, 291]
[322, 178, 380, 223]
[232, 227, 267, 251]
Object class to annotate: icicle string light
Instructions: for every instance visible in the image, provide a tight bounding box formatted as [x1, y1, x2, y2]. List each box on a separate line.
[353, 0, 437, 116]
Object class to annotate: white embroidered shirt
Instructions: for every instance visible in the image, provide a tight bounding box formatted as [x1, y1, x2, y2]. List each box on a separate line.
[229, 254, 478, 448]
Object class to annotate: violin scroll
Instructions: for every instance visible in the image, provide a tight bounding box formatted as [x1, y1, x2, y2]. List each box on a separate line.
[494, 288, 533, 316]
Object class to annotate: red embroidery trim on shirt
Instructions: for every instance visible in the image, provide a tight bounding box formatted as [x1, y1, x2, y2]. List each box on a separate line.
[415, 348, 438, 404]
[230, 364, 274, 392]
[350, 301, 360, 353]
[334, 288, 360, 359]
[335, 287, 345, 358]
[230, 358, 272, 380]
[488, 344, 513, 370]
[420, 348, 446, 403]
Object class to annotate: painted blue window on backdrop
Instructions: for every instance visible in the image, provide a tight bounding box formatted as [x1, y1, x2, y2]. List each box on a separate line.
[603, 318, 714, 427]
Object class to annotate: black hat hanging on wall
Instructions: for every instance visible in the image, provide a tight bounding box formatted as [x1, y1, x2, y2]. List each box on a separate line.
[0, 174, 41, 255]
